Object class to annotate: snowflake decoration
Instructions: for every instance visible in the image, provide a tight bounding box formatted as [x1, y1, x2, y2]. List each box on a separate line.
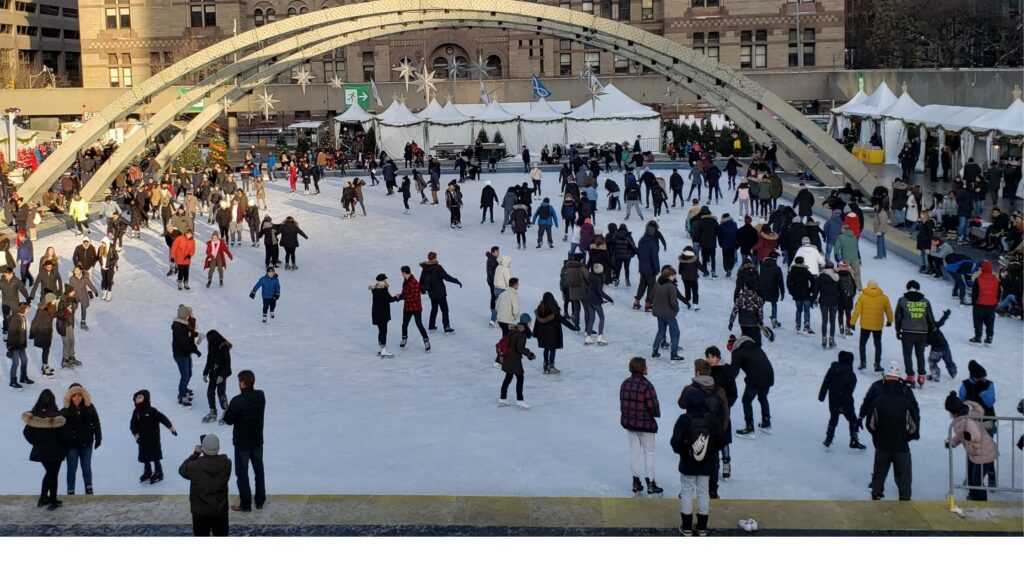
[329, 75, 344, 90]
[472, 54, 494, 80]
[292, 67, 315, 95]
[257, 87, 279, 121]
[589, 82, 606, 115]
[446, 56, 466, 82]
[413, 63, 438, 103]
[392, 60, 415, 91]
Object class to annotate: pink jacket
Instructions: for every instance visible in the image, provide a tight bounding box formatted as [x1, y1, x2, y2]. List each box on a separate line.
[949, 405, 997, 465]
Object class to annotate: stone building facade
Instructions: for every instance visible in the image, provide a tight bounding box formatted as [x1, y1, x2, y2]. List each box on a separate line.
[1, 0, 81, 86]
[77, 1, 845, 90]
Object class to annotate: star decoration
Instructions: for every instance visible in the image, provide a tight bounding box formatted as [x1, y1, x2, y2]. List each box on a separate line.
[221, 96, 233, 112]
[329, 75, 344, 90]
[292, 67, 315, 95]
[243, 112, 258, 125]
[446, 56, 466, 81]
[589, 82, 606, 115]
[392, 60, 415, 91]
[257, 87, 279, 121]
[472, 54, 494, 80]
[413, 63, 438, 103]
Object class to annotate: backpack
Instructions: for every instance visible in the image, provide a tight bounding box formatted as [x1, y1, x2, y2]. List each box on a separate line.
[495, 335, 509, 364]
[687, 412, 714, 463]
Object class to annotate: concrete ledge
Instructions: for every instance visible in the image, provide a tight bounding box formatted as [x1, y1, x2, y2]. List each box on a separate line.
[0, 495, 1019, 535]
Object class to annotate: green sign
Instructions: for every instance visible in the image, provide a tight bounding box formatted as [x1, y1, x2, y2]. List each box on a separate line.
[344, 83, 371, 109]
[177, 87, 205, 114]
[857, 73, 865, 93]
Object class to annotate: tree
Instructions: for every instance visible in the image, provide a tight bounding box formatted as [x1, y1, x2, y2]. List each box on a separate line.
[476, 128, 490, 144]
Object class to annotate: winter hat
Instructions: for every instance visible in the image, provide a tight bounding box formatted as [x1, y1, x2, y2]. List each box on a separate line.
[968, 360, 987, 380]
[944, 391, 967, 416]
[795, 256, 805, 265]
[375, 273, 387, 282]
[838, 351, 854, 365]
[592, 263, 604, 274]
[519, 313, 532, 325]
[485, 181, 492, 186]
[427, 251, 438, 261]
[801, 236, 810, 246]
[906, 280, 920, 291]
[200, 434, 220, 456]
[884, 361, 903, 380]
[176, 304, 192, 321]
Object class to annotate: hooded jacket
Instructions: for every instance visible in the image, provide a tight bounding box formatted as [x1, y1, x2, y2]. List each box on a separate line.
[636, 225, 661, 276]
[757, 256, 785, 302]
[61, 384, 102, 450]
[851, 282, 893, 331]
[753, 228, 779, 261]
[730, 335, 774, 390]
[948, 401, 997, 464]
[495, 287, 521, 326]
[860, 377, 920, 452]
[729, 287, 764, 329]
[130, 389, 174, 462]
[895, 289, 936, 335]
[818, 352, 857, 411]
[652, 273, 686, 319]
[560, 259, 588, 302]
[717, 216, 738, 251]
[369, 280, 393, 326]
[737, 222, 758, 254]
[202, 330, 233, 382]
[833, 227, 860, 265]
[419, 260, 461, 300]
[531, 199, 559, 227]
[22, 409, 67, 463]
[786, 262, 816, 302]
[972, 261, 1000, 307]
[794, 244, 826, 276]
[816, 267, 841, 307]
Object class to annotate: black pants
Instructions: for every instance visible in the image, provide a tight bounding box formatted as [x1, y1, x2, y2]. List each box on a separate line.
[481, 205, 493, 222]
[264, 245, 280, 267]
[235, 446, 266, 510]
[707, 450, 722, 497]
[537, 224, 553, 246]
[543, 348, 556, 367]
[722, 248, 736, 275]
[428, 297, 451, 330]
[671, 188, 683, 206]
[450, 206, 461, 226]
[900, 332, 927, 377]
[402, 310, 428, 340]
[101, 268, 115, 291]
[972, 305, 995, 340]
[376, 322, 388, 347]
[41, 460, 61, 503]
[192, 513, 229, 536]
[261, 298, 277, 316]
[826, 401, 858, 441]
[515, 231, 527, 247]
[614, 257, 632, 284]
[741, 383, 770, 427]
[740, 325, 762, 346]
[143, 460, 163, 477]
[859, 329, 882, 368]
[635, 273, 655, 306]
[177, 264, 190, 285]
[682, 279, 699, 306]
[501, 371, 525, 401]
[871, 449, 912, 500]
[820, 304, 838, 339]
[2, 303, 9, 333]
[700, 246, 716, 275]
[284, 246, 297, 268]
[966, 458, 988, 501]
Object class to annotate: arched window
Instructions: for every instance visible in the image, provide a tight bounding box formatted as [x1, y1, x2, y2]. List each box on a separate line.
[486, 55, 502, 78]
[287, 7, 297, 17]
[299, 7, 308, 14]
[254, 8, 264, 27]
[266, 8, 275, 22]
[431, 56, 449, 77]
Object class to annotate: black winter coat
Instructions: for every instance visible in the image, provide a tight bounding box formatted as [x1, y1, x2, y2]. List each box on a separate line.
[222, 388, 266, 450]
[278, 220, 308, 249]
[178, 453, 232, 517]
[22, 411, 67, 463]
[29, 306, 55, 349]
[370, 281, 393, 325]
[73, 245, 98, 271]
[7, 312, 28, 350]
[737, 223, 759, 255]
[818, 358, 857, 412]
[62, 403, 102, 450]
[202, 331, 232, 382]
[731, 336, 774, 390]
[612, 228, 636, 261]
[501, 325, 534, 374]
[419, 261, 461, 300]
[694, 214, 719, 250]
[860, 379, 920, 452]
[171, 319, 200, 358]
[816, 269, 841, 307]
[786, 264, 816, 301]
[130, 390, 174, 462]
[757, 258, 785, 302]
[533, 308, 576, 350]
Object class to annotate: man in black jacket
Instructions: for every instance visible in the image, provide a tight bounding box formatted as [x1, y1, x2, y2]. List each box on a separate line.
[222, 370, 266, 512]
[705, 346, 737, 493]
[419, 252, 462, 333]
[179, 433, 232, 536]
[730, 335, 774, 436]
[859, 363, 920, 501]
[818, 351, 865, 449]
[485, 246, 499, 325]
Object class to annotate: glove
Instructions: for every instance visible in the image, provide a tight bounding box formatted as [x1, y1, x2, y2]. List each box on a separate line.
[202, 374, 209, 383]
[89, 291, 96, 299]
[728, 323, 734, 331]
[249, 292, 256, 299]
[94, 438, 101, 450]
[886, 322, 892, 327]
[195, 350, 202, 357]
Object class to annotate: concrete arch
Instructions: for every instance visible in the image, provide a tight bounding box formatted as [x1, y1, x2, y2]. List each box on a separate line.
[20, 1, 876, 201]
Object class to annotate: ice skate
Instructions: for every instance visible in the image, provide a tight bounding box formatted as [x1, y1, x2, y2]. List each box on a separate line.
[497, 398, 511, 407]
[443, 327, 455, 334]
[80, 320, 88, 331]
[849, 438, 866, 450]
[548, 365, 560, 374]
[423, 339, 431, 352]
[828, 337, 836, 348]
[149, 472, 164, 485]
[218, 392, 228, 410]
[9, 380, 22, 389]
[21, 376, 34, 385]
[645, 478, 663, 496]
[378, 347, 394, 358]
[722, 461, 731, 479]
[202, 410, 218, 424]
[632, 476, 644, 496]
[584, 334, 594, 345]
[270, 311, 275, 319]
[821, 336, 828, 349]
[400, 337, 407, 348]
[736, 425, 755, 438]
[597, 335, 608, 346]
[670, 354, 685, 362]
[139, 470, 152, 483]
[515, 400, 531, 410]
[758, 420, 772, 434]
[262, 314, 267, 323]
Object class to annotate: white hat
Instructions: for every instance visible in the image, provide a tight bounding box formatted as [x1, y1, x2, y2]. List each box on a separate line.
[884, 361, 903, 379]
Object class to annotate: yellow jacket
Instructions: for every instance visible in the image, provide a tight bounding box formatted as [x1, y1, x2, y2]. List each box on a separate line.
[851, 281, 893, 331]
[68, 199, 89, 222]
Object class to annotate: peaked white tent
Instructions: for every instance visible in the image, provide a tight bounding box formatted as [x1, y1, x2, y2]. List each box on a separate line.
[423, 99, 475, 150]
[416, 99, 447, 120]
[334, 103, 374, 144]
[376, 100, 425, 158]
[519, 98, 566, 154]
[828, 88, 866, 138]
[879, 88, 923, 166]
[565, 83, 660, 148]
[840, 82, 899, 146]
[970, 98, 1024, 137]
[474, 100, 519, 152]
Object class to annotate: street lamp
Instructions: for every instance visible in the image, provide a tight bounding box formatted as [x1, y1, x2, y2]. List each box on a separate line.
[4, 107, 21, 170]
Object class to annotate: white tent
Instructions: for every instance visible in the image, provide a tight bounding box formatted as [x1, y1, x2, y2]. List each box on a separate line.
[969, 98, 1024, 137]
[416, 99, 447, 121]
[376, 100, 425, 158]
[837, 82, 899, 146]
[473, 100, 520, 152]
[828, 88, 866, 138]
[455, 101, 571, 118]
[334, 104, 374, 143]
[879, 88, 923, 166]
[424, 99, 475, 150]
[519, 98, 566, 154]
[565, 83, 660, 149]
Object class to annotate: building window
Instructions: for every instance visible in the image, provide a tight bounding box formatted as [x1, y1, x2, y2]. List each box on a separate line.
[584, 50, 600, 73]
[641, 0, 653, 20]
[324, 48, 346, 79]
[802, 28, 816, 66]
[559, 39, 571, 51]
[62, 7, 77, 18]
[692, 32, 704, 54]
[559, 52, 571, 76]
[0, 0, 10, 9]
[614, 54, 629, 73]
[362, 50, 375, 82]
[0, 25, 10, 35]
[41, 51, 59, 72]
[600, 0, 612, 18]
[190, 2, 216, 28]
[16, 26, 38, 37]
[706, 31, 719, 63]
[486, 55, 503, 78]
[582, 0, 593, 12]
[618, 0, 630, 20]
[39, 4, 60, 16]
[740, 31, 751, 68]
[40, 27, 61, 38]
[558, 0, 569, 10]
[266, 8, 276, 22]
[63, 29, 78, 39]
[692, 0, 719, 6]
[788, 29, 799, 67]
[754, 29, 767, 68]
[15, 2, 36, 13]
[108, 53, 119, 87]
[105, 0, 131, 29]
[255, 9, 264, 27]
[65, 52, 80, 83]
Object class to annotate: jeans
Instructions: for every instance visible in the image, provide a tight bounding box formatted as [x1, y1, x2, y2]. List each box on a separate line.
[972, 305, 995, 340]
[825, 242, 834, 263]
[653, 317, 680, 357]
[401, 310, 428, 340]
[741, 383, 770, 427]
[624, 201, 643, 220]
[584, 303, 605, 335]
[262, 298, 277, 316]
[871, 449, 912, 500]
[820, 304, 838, 339]
[66, 445, 93, 493]
[794, 300, 812, 329]
[536, 224, 553, 246]
[764, 300, 778, 321]
[679, 474, 710, 515]
[9, 347, 28, 382]
[958, 215, 969, 240]
[235, 446, 266, 510]
[628, 431, 656, 480]
[500, 371, 525, 401]
[928, 347, 957, 379]
[490, 287, 504, 322]
[875, 233, 887, 258]
[174, 354, 192, 399]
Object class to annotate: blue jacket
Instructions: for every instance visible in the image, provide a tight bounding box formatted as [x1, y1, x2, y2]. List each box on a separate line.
[532, 201, 559, 227]
[959, 378, 995, 410]
[251, 275, 280, 300]
[636, 230, 661, 275]
[717, 218, 738, 251]
[17, 238, 33, 263]
[823, 210, 844, 245]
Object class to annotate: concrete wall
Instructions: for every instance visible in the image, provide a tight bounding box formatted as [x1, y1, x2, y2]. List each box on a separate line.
[828, 69, 1024, 109]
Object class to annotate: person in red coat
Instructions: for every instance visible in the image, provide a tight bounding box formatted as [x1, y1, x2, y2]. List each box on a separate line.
[843, 211, 862, 238]
[970, 260, 1000, 344]
[393, 265, 430, 351]
[203, 232, 233, 288]
[619, 356, 663, 495]
[171, 231, 196, 290]
[287, 162, 298, 193]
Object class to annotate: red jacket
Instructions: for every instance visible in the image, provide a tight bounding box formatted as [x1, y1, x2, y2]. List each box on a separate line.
[203, 239, 233, 269]
[972, 261, 1000, 307]
[844, 212, 861, 238]
[171, 235, 196, 266]
[400, 276, 423, 312]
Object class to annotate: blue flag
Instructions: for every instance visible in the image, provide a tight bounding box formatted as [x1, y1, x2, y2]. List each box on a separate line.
[531, 75, 552, 99]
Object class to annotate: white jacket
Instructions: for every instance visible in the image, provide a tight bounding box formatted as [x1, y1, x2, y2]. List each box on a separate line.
[495, 287, 520, 325]
[493, 255, 512, 290]
[794, 245, 826, 276]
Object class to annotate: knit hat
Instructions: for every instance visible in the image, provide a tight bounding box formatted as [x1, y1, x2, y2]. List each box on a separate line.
[519, 313, 532, 325]
[176, 304, 192, 321]
[375, 273, 387, 282]
[968, 360, 987, 380]
[801, 236, 810, 246]
[906, 280, 920, 291]
[427, 251, 437, 261]
[884, 361, 903, 379]
[944, 391, 967, 416]
[200, 434, 220, 456]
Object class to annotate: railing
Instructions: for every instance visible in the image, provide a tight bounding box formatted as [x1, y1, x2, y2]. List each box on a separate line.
[946, 414, 1023, 511]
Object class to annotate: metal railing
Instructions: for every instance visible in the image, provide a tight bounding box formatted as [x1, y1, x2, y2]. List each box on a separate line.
[946, 414, 1023, 510]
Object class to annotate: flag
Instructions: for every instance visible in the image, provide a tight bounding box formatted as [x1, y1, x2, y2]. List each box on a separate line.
[370, 78, 383, 107]
[479, 80, 491, 105]
[531, 75, 552, 99]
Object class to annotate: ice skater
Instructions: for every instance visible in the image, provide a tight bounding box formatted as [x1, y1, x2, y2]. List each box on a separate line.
[249, 267, 281, 323]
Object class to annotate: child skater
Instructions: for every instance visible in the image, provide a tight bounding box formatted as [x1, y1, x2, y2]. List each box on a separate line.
[249, 267, 281, 323]
[129, 389, 176, 484]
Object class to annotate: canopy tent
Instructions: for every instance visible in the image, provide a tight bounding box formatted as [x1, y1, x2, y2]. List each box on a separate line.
[376, 100, 425, 158]
[335, 104, 374, 124]
[473, 100, 520, 152]
[827, 88, 866, 138]
[416, 99, 447, 120]
[879, 88, 923, 166]
[565, 83, 660, 148]
[286, 121, 323, 130]
[519, 97, 566, 154]
[837, 82, 899, 146]
[454, 101, 572, 117]
[423, 99, 475, 150]
[970, 98, 1024, 137]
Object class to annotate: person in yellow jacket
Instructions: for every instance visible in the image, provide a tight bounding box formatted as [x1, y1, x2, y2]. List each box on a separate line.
[850, 280, 893, 372]
[68, 194, 89, 237]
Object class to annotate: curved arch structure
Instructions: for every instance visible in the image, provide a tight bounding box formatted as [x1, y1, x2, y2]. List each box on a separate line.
[21, 0, 878, 203]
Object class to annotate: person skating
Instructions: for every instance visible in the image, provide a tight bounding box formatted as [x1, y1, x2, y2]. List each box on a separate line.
[859, 363, 919, 501]
[203, 232, 233, 288]
[730, 334, 774, 436]
[786, 256, 817, 335]
[171, 229, 196, 291]
[926, 309, 957, 382]
[257, 216, 281, 268]
[620, 357, 664, 496]
[171, 305, 201, 406]
[249, 267, 281, 323]
[29, 293, 57, 378]
[816, 263, 841, 348]
[894, 280, 935, 387]
[651, 265, 690, 361]
[818, 351, 865, 449]
[970, 260, 1000, 344]
[677, 247, 706, 311]
[729, 282, 766, 347]
[510, 202, 529, 250]
[671, 363, 725, 534]
[612, 223, 636, 287]
[370, 273, 396, 358]
[633, 222, 662, 311]
[130, 389, 177, 485]
[8, 303, 33, 387]
[480, 180, 497, 223]
[278, 216, 308, 271]
[419, 252, 462, 334]
[582, 263, 613, 345]
[394, 265, 430, 352]
[836, 261, 857, 336]
[491, 252, 512, 328]
[61, 383, 101, 495]
[692, 207, 719, 278]
[56, 285, 80, 369]
[944, 392, 997, 501]
[705, 346, 737, 489]
[532, 197, 559, 249]
[533, 291, 578, 374]
[958, 360, 998, 486]
[21, 389, 67, 510]
[560, 254, 587, 328]
[499, 187, 517, 233]
[0, 265, 30, 335]
[498, 314, 535, 409]
[717, 214, 738, 278]
[221, 370, 267, 512]
[201, 330, 232, 423]
[178, 433, 232, 536]
[850, 281, 893, 372]
[757, 251, 784, 329]
[67, 266, 97, 331]
[97, 238, 117, 301]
